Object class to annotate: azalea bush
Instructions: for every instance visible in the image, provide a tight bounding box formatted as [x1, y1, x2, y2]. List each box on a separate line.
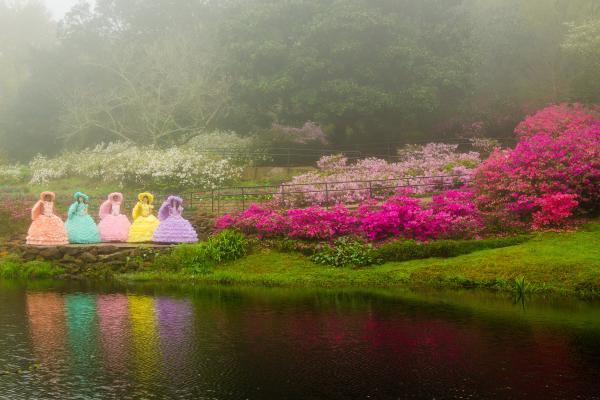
[29, 141, 243, 189]
[279, 143, 481, 206]
[514, 103, 599, 138]
[215, 189, 484, 242]
[0, 197, 30, 238]
[473, 104, 600, 229]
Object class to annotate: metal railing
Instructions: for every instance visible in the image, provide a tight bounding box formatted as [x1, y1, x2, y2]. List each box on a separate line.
[187, 174, 469, 215]
[1, 174, 469, 218]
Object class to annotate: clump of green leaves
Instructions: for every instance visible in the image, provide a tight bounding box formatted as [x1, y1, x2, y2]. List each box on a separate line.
[207, 229, 248, 263]
[312, 238, 380, 268]
[157, 230, 249, 273]
[0, 256, 65, 279]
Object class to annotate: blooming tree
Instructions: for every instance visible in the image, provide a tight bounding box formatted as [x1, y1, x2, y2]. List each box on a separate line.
[280, 143, 481, 206]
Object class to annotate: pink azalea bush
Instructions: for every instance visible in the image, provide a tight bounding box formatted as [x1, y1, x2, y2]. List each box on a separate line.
[473, 105, 600, 229]
[279, 144, 481, 207]
[215, 189, 484, 242]
[515, 103, 599, 138]
[0, 196, 31, 237]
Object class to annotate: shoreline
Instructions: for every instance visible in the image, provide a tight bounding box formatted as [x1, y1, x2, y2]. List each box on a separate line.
[2, 220, 599, 299]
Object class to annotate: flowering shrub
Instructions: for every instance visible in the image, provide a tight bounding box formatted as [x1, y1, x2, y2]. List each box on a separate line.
[279, 143, 481, 206]
[215, 189, 483, 242]
[0, 197, 30, 237]
[29, 141, 243, 189]
[531, 193, 579, 230]
[514, 103, 599, 138]
[473, 106, 600, 229]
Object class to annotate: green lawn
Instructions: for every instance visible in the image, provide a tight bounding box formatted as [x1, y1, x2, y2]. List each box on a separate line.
[120, 220, 600, 298]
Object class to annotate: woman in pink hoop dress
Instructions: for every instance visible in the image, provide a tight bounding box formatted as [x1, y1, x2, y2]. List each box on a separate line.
[26, 191, 69, 246]
[97, 192, 131, 242]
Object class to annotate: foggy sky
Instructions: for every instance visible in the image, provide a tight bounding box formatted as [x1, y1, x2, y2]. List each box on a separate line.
[43, 0, 80, 18]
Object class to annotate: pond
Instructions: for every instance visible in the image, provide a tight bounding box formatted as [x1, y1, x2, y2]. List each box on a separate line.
[1, 280, 600, 399]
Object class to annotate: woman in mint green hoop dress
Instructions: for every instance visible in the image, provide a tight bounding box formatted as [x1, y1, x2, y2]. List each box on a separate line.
[65, 192, 101, 244]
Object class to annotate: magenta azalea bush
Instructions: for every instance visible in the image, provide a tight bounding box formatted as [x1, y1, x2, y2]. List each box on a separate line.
[216, 190, 483, 242]
[514, 103, 599, 139]
[279, 144, 481, 207]
[473, 105, 600, 229]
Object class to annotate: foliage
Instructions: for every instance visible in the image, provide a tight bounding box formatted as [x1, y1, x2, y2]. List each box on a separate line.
[0, 164, 26, 184]
[376, 236, 530, 262]
[0, 257, 65, 280]
[187, 131, 271, 165]
[216, 189, 484, 242]
[206, 229, 249, 263]
[216, 0, 474, 145]
[157, 230, 249, 273]
[28, 141, 243, 189]
[2, 1, 600, 160]
[280, 143, 481, 206]
[312, 237, 380, 268]
[473, 106, 600, 229]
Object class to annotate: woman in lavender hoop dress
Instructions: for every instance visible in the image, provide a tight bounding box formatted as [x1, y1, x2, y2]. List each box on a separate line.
[152, 196, 198, 243]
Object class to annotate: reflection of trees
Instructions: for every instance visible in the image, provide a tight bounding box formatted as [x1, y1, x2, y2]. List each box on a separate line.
[183, 289, 590, 399]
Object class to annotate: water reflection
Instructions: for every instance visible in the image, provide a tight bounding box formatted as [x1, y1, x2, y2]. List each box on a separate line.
[127, 295, 161, 384]
[26, 293, 67, 368]
[97, 294, 130, 375]
[65, 294, 99, 379]
[0, 282, 598, 399]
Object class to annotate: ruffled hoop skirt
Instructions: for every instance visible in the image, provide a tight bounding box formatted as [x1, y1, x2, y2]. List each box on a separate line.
[152, 216, 199, 244]
[65, 215, 101, 244]
[128, 215, 160, 243]
[26, 215, 69, 246]
[98, 215, 131, 242]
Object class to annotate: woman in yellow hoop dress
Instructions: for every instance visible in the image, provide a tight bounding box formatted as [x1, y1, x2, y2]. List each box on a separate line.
[127, 192, 160, 243]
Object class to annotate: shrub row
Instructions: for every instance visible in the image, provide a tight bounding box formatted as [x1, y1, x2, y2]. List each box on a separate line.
[376, 235, 530, 263]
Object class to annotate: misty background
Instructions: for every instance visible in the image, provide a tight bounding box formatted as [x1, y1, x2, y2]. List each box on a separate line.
[1, 0, 599, 162]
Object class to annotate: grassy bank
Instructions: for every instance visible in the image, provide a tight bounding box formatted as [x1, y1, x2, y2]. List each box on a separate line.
[118, 221, 600, 298]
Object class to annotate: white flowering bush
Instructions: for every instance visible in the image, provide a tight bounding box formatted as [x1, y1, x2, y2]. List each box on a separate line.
[29, 142, 243, 189]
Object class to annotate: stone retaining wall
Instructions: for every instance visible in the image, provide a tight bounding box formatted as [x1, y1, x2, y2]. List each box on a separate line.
[7, 242, 175, 275]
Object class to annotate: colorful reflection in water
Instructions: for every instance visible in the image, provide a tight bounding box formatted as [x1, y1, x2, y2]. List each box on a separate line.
[0, 282, 598, 399]
[127, 295, 161, 383]
[97, 294, 130, 375]
[155, 298, 194, 377]
[26, 293, 67, 367]
[65, 294, 99, 378]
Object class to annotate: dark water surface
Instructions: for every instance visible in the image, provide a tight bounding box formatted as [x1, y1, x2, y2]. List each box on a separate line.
[1, 280, 600, 399]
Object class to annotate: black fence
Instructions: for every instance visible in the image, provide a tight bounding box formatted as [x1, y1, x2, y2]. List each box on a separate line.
[187, 174, 469, 215]
[1, 174, 469, 218]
